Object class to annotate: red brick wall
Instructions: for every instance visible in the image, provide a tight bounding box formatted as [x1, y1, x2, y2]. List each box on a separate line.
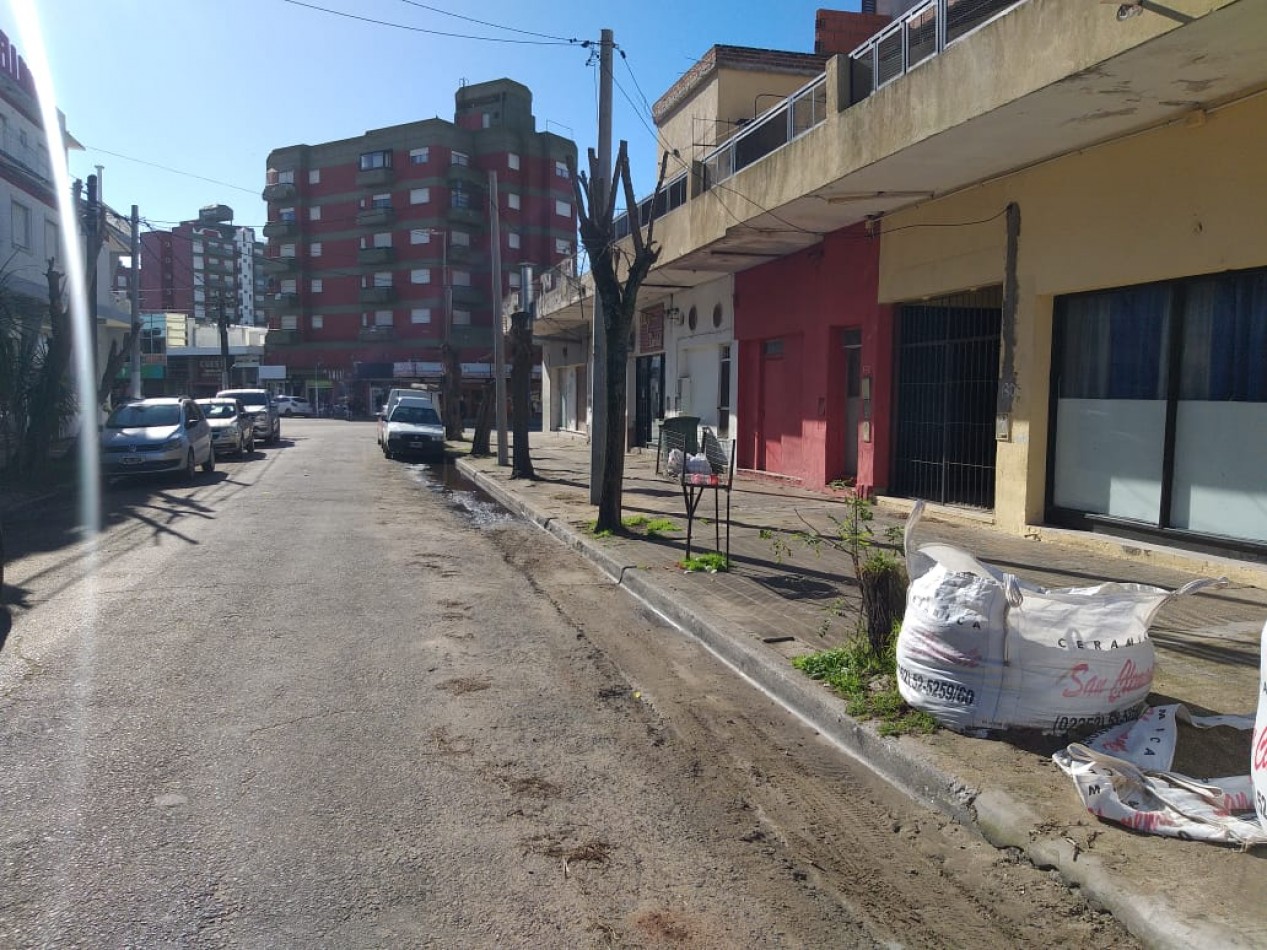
[814, 10, 891, 55]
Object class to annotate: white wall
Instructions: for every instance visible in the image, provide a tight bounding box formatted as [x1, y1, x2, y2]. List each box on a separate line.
[662, 275, 736, 436]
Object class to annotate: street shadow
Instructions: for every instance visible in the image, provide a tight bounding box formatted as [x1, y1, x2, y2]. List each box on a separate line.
[0, 606, 10, 651]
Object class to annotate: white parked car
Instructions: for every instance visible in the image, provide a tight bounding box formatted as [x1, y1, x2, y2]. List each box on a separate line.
[382, 398, 446, 462]
[274, 395, 314, 417]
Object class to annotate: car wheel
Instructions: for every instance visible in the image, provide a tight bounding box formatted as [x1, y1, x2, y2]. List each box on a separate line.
[184, 450, 196, 482]
[202, 445, 216, 474]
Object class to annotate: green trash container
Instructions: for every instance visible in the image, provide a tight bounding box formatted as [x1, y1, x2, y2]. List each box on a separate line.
[659, 415, 700, 456]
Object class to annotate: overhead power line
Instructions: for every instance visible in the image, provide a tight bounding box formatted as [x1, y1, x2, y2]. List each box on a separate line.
[281, 0, 579, 45]
[395, 0, 578, 43]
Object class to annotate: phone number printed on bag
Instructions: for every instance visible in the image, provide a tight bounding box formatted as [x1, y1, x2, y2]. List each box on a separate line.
[1052, 709, 1138, 734]
[898, 666, 975, 707]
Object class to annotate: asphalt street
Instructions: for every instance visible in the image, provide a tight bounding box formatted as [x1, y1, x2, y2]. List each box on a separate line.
[0, 421, 1134, 948]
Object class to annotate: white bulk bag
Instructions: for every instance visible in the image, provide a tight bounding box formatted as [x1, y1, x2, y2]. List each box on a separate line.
[897, 501, 1225, 734]
[1254, 620, 1267, 833]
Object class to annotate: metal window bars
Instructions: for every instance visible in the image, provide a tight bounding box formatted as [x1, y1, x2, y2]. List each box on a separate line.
[656, 425, 736, 564]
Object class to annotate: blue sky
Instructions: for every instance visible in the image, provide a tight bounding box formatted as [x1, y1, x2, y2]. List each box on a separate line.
[21, 0, 854, 234]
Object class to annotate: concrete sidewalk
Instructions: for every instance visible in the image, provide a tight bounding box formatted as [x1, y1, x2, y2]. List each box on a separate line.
[457, 432, 1267, 950]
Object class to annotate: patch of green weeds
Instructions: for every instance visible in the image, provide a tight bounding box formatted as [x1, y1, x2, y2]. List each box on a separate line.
[587, 520, 614, 539]
[620, 514, 680, 538]
[792, 629, 938, 737]
[679, 552, 730, 573]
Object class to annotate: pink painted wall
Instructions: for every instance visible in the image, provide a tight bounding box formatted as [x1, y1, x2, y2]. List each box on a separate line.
[734, 223, 893, 494]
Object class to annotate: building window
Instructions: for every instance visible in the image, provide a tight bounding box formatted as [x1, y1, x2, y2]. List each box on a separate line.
[375, 310, 393, 326]
[451, 150, 470, 167]
[555, 160, 569, 178]
[279, 207, 296, 222]
[311, 279, 323, 293]
[193, 255, 205, 270]
[452, 270, 471, 287]
[192, 240, 203, 253]
[312, 315, 324, 329]
[453, 309, 471, 326]
[373, 271, 392, 288]
[278, 169, 295, 184]
[555, 238, 571, 256]
[508, 152, 520, 170]
[359, 150, 392, 170]
[508, 271, 521, 289]
[410, 147, 430, 165]
[712, 303, 724, 328]
[410, 187, 430, 205]
[452, 184, 474, 209]
[309, 206, 321, 221]
[410, 229, 432, 245]
[763, 339, 784, 358]
[281, 315, 299, 330]
[411, 269, 431, 285]
[280, 243, 296, 258]
[10, 201, 30, 249]
[554, 200, 570, 218]
[507, 192, 521, 211]
[310, 242, 322, 257]
[450, 230, 469, 247]
[308, 168, 321, 184]
[372, 193, 392, 210]
[507, 232, 521, 250]
[411, 308, 431, 324]
[374, 232, 392, 249]
[280, 278, 297, 294]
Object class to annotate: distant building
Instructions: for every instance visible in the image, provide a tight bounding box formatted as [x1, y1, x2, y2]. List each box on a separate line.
[259, 77, 576, 412]
[139, 205, 265, 327]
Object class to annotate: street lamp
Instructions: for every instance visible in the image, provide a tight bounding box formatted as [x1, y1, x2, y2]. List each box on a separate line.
[424, 228, 451, 340]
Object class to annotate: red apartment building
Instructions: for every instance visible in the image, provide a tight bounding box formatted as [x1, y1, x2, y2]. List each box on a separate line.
[260, 78, 577, 413]
[139, 205, 265, 328]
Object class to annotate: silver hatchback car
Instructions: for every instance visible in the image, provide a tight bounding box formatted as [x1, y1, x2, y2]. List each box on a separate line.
[100, 397, 216, 481]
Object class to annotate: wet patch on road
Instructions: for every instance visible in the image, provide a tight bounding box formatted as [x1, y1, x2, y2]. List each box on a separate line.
[405, 462, 515, 528]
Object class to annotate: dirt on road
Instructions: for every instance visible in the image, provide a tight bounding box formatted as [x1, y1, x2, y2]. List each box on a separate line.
[488, 517, 1137, 949]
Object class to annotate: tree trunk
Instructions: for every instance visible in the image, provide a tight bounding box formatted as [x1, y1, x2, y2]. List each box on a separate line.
[24, 265, 72, 472]
[470, 383, 493, 456]
[97, 332, 134, 410]
[441, 342, 464, 440]
[594, 304, 629, 533]
[509, 311, 535, 480]
[860, 560, 908, 655]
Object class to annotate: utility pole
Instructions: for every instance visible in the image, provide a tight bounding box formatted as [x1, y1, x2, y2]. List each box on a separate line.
[129, 205, 142, 399]
[589, 27, 614, 504]
[489, 169, 508, 466]
[84, 173, 102, 382]
[218, 292, 231, 391]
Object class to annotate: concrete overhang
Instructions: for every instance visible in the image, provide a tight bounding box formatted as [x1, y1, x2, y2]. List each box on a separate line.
[538, 0, 1265, 335]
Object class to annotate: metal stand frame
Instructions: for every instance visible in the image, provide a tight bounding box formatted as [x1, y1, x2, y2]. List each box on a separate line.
[656, 426, 735, 564]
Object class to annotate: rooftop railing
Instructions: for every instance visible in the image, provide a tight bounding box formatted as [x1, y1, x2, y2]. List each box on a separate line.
[612, 170, 689, 242]
[700, 73, 829, 191]
[848, 0, 1026, 104]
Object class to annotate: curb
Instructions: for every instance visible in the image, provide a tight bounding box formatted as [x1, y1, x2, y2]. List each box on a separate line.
[457, 459, 1247, 950]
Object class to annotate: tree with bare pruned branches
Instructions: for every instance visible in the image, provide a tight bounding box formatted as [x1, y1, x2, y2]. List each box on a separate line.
[569, 141, 669, 535]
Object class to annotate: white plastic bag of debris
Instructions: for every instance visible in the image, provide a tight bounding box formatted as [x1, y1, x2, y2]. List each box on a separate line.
[896, 501, 1225, 734]
[1054, 704, 1267, 847]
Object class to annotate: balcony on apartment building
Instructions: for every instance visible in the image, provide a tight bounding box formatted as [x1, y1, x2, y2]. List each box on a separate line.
[358, 325, 396, 342]
[358, 246, 395, 266]
[263, 220, 297, 240]
[536, 0, 1263, 336]
[357, 206, 395, 227]
[360, 285, 396, 305]
[262, 182, 297, 202]
[266, 292, 300, 308]
[267, 328, 300, 346]
[356, 163, 394, 188]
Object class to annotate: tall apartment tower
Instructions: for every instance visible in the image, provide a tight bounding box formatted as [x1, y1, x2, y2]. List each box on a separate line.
[139, 205, 264, 326]
[259, 78, 577, 410]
